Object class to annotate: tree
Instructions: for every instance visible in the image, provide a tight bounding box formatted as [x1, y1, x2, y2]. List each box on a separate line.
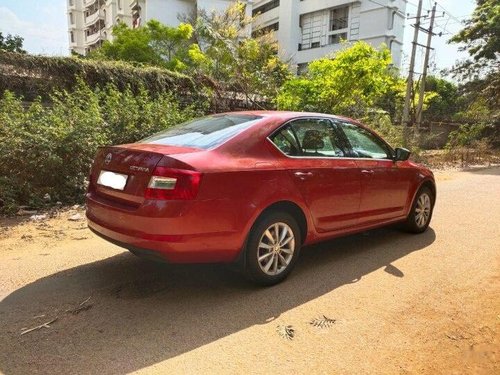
[422, 76, 461, 122]
[93, 20, 193, 70]
[450, 0, 499, 67]
[277, 41, 395, 118]
[449, 0, 499, 108]
[0, 32, 26, 53]
[184, 1, 291, 104]
[449, 0, 499, 143]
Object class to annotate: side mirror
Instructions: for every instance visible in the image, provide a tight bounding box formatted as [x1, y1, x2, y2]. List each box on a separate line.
[394, 147, 411, 161]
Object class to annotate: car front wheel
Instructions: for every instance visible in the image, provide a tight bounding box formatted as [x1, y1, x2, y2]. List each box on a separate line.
[403, 186, 434, 233]
[244, 211, 301, 286]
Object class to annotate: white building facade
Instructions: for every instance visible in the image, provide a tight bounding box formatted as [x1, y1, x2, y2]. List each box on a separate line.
[67, 0, 133, 55]
[67, 0, 407, 69]
[252, 0, 407, 70]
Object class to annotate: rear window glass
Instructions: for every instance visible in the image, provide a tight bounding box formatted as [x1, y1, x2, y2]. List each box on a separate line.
[141, 114, 262, 149]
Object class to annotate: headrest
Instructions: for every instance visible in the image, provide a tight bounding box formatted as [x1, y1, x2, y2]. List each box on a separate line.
[302, 129, 325, 150]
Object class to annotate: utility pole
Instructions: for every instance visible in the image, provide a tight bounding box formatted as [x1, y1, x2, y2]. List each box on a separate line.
[402, 0, 423, 143]
[415, 2, 437, 131]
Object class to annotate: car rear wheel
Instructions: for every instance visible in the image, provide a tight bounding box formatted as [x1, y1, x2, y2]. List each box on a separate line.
[403, 186, 434, 233]
[244, 211, 301, 286]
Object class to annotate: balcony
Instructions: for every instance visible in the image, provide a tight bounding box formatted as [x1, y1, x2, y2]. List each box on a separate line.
[129, 0, 144, 16]
[85, 30, 102, 45]
[85, 9, 104, 27]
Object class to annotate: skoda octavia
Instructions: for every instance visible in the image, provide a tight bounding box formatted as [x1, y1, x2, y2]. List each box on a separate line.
[86, 111, 435, 285]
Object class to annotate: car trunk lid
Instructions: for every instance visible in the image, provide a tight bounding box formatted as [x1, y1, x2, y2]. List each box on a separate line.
[89, 144, 200, 206]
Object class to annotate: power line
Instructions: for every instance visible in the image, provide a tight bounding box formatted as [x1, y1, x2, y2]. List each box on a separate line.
[367, 0, 406, 17]
[434, 1, 463, 23]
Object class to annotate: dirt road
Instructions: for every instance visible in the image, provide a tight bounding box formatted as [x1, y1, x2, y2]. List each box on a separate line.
[0, 168, 498, 375]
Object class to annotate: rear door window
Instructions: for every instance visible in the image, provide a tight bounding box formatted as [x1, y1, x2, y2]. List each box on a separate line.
[270, 118, 347, 157]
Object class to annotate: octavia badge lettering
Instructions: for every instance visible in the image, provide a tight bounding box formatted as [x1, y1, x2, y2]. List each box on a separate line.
[130, 166, 150, 173]
[104, 153, 112, 165]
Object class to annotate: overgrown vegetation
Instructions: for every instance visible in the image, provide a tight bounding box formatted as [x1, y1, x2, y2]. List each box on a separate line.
[0, 51, 199, 103]
[0, 81, 202, 213]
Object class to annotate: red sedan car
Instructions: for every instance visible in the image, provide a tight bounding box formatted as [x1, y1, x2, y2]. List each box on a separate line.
[86, 111, 435, 285]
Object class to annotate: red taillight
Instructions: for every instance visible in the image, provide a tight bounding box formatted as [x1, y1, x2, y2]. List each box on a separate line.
[145, 167, 202, 200]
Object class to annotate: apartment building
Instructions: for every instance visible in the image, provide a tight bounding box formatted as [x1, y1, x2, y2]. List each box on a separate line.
[67, 0, 406, 69]
[67, 0, 133, 55]
[252, 0, 407, 70]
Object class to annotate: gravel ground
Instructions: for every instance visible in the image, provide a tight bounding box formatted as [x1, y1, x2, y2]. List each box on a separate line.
[0, 167, 498, 375]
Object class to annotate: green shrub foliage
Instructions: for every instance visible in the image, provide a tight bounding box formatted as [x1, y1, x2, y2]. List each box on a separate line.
[0, 81, 201, 213]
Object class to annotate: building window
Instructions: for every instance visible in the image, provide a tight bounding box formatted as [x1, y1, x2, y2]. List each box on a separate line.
[299, 10, 323, 50]
[70, 31, 75, 43]
[252, 0, 280, 17]
[329, 32, 347, 45]
[251, 22, 279, 37]
[118, 0, 122, 10]
[328, 6, 349, 45]
[69, 12, 74, 24]
[299, 5, 349, 51]
[330, 6, 348, 31]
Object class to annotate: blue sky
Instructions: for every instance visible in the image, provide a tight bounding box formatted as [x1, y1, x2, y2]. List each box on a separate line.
[402, 0, 476, 74]
[0, 0, 477, 72]
[0, 0, 68, 55]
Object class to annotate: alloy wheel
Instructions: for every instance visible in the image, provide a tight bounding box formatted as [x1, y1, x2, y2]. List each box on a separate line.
[257, 222, 295, 276]
[415, 192, 431, 228]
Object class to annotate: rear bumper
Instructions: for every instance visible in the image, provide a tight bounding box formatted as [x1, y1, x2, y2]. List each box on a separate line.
[88, 225, 170, 263]
[86, 192, 244, 263]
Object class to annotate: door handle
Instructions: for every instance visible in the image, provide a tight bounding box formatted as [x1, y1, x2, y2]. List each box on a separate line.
[361, 169, 374, 174]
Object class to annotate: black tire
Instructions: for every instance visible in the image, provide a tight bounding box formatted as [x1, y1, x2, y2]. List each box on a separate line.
[403, 186, 434, 233]
[244, 211, 301, 286]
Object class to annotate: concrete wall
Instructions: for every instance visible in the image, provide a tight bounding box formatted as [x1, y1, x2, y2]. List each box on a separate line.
[143, 0, 195, 26]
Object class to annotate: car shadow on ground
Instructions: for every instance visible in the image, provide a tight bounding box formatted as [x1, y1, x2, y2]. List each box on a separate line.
[0, 227, 435, 374]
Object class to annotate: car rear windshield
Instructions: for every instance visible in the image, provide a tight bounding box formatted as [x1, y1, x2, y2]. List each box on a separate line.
[141, 114, 262, 149]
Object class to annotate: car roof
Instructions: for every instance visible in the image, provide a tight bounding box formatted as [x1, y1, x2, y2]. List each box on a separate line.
[217, 110, 361, 125]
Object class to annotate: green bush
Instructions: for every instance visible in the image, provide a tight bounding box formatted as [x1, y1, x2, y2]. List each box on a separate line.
[0, 81, 203, 213]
